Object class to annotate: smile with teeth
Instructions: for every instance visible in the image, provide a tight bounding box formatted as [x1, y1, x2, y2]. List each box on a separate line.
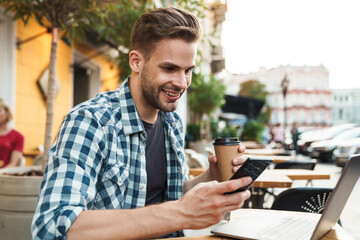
[163, 90, 181, 97]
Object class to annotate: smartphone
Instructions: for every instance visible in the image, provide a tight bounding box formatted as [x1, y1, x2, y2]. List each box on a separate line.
[226, 157, 273, 194]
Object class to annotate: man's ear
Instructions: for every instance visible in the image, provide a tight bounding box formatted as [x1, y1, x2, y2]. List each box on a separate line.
[129, 50, 143, 73]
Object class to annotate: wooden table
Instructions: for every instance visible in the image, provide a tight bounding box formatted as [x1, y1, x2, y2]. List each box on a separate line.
[169, 209, 353, 240]
[245, 148, 289, 156]
[271, 169, 330, 181]
[190, 167, 293, 188]
[189, 168, 330, 187]
[252, 169, 330, 208]
[189, 168, 331, 209]
[242, 141, 265, 149]
[246, 154, 291, 163]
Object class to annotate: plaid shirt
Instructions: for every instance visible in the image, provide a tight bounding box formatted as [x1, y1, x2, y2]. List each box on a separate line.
[31, 77, 188, 239]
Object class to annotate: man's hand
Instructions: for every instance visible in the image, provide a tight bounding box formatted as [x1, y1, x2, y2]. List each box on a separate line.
[176, 177, 252, 229]
[208, 144, 247, 181]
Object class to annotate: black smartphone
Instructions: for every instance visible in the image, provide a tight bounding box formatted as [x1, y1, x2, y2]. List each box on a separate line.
[226, 157, 273, 194]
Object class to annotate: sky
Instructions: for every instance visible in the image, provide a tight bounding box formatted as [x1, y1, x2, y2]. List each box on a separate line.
[221, 0, 360, 89]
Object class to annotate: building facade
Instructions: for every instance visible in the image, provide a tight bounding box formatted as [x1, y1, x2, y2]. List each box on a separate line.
[1, 6, 120, 164]
[331, 89, 360, 125]
[224, 65, 332, 129]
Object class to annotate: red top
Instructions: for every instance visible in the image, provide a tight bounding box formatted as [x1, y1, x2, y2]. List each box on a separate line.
[0, 129, 24, 168]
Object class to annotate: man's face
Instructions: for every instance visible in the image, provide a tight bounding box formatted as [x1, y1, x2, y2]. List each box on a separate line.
[139, 38, 197, 112]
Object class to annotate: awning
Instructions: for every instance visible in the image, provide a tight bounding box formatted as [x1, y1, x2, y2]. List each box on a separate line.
[221, 95, 265, 120]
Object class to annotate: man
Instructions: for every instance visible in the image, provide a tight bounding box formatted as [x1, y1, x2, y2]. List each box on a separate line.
[31, 7, 251, 239]
[291, 123, 299, 154]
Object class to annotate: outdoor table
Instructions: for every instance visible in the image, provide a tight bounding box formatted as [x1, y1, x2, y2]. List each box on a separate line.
[169, 209, 353, 240]
[189, 168, 330, 209]
[245, 148, 289, 156]
[242, 141, 266, 149]
[189, 168, 329, 183]
[246, 154, 291, 163]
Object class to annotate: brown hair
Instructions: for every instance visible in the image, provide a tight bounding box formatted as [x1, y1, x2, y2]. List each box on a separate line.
[0, 99, 13, 123]
[131, 7, 202, 59]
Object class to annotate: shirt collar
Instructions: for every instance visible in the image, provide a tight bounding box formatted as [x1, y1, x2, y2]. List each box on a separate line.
[116, 77, 144, 136]
[116, 77, 178, 136]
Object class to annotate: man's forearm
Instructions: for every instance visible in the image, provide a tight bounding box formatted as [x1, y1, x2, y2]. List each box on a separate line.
[67, 174, 252, 240]
[67, 201, 185, 240]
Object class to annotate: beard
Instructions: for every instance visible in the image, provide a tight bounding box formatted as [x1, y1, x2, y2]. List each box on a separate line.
[140, 66, 182, 112]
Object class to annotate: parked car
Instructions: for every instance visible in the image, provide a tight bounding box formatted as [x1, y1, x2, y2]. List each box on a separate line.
[333, 138, 360, 167]
[297, 123, 358, 155]
[308, 127, 360, 162]
[284, 126, 319, 150]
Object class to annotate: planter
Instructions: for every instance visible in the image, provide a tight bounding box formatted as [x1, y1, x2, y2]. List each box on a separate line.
[0, 166, 42, 240]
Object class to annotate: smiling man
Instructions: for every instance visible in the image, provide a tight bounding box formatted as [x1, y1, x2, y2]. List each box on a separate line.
[31, 7, 251, 240]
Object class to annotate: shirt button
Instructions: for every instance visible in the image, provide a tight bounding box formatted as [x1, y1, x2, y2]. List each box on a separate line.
[177, 168, 181, 173]
[119, 179, 123, 184]
[140, 186, 144, 190]
[172, 122, 175, 127]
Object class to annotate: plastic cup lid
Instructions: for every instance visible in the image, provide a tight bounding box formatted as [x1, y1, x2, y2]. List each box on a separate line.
[213, 137, 240, 145]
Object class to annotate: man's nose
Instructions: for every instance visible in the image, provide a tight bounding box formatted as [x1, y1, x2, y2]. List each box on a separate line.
[173, 72, 189, 90]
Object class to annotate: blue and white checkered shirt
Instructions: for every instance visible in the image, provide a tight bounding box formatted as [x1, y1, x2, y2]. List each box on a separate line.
[31, 77, 189, 239]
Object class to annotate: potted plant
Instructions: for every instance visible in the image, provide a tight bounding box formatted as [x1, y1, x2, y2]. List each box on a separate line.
[0, 166, 42, 240]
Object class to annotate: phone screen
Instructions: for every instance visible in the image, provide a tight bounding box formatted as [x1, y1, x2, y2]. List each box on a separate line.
[227, 157, 273, 193]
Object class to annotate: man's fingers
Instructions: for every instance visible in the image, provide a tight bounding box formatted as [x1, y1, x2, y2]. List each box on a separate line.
[208, 155, 218, 164]
[232, 154, 248, 165]
[232, 155, 248, 173]
[238, 144, 246, 153]
[223, 190, 251, 208]
[217, 177, 252, 194]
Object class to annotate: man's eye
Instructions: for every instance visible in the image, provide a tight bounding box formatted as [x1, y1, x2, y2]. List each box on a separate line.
[163, 67, 175, 72]
[185, 68, 193, 74]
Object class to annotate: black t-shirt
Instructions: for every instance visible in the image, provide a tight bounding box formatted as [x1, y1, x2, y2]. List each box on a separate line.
[142, 114, 184, 238]
[142, 115, 167, 205]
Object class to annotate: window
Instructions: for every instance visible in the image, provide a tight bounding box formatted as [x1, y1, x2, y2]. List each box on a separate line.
[339, 109, 343, 119]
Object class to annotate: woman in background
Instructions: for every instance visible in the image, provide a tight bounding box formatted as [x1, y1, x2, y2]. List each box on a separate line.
[0, 99, 24, 168]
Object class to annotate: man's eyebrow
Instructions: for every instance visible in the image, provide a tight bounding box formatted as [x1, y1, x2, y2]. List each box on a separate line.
[159, 62, 180, 68]
[159, 62, 195, 69]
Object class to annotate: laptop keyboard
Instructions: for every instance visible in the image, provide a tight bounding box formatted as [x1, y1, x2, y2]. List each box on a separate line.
[258, 216, 316, 240]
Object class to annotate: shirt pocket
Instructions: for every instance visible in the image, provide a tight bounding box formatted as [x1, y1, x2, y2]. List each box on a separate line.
[95, 164, 130, 209]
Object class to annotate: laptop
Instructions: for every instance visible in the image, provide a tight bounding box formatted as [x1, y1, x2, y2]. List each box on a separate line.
[211, 154, 360, 240]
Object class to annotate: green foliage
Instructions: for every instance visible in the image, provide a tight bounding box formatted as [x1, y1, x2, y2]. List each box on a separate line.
[186, 123, 200, 141]
[241, 120, 264, 142]
[257, 104, 271, 124]
[238, 79, 268, 101]
[1, 0, 109, 41]
[188, 73, 226, 115]
[238, 79, 271, 124]
[218, 123, 238, 138]
[95, 2, 148, 80]
[210, 118, 220, 139]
